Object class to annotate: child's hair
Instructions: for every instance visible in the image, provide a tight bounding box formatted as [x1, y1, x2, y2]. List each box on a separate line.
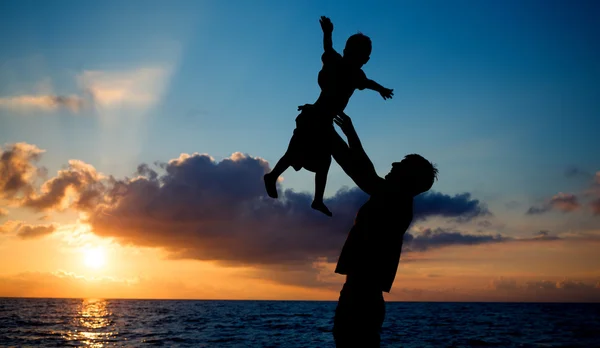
[344, 33, 372, 61]
[394, 154, 439, 195]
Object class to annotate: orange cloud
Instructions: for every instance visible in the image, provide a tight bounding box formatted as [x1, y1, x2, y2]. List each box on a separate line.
[79, 67, 172, 111]
[527, 192, 581, 215]
[0, 220, 56, 239]
[0, 95, 85, 112]
[0, 207, 8, 217]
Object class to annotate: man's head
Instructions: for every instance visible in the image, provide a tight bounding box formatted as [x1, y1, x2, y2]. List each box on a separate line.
[385, 154, 438, 196]
[343, 33, 371, 67]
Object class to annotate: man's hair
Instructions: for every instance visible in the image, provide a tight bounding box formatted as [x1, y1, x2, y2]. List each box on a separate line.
[394, 154, 438, 194]
[344, 32, 372, 58]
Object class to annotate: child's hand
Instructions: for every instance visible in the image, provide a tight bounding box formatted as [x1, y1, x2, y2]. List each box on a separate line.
[380, 88, 394, 100]
[320, 16, 333, 34]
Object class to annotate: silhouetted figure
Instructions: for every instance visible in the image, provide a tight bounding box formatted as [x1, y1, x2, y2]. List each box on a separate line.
[329, 112, 438, 347]
[264, 16, 393, 217]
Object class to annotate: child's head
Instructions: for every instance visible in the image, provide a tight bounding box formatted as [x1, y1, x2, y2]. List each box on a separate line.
[385, 154, 438, 196]
[343, 33, 372, 67]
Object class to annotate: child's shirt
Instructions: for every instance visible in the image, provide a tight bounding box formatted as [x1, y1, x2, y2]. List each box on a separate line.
[316, 49, 368, 114]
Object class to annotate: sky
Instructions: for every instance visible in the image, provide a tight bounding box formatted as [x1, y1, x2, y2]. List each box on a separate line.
[1, 0, 599, 302]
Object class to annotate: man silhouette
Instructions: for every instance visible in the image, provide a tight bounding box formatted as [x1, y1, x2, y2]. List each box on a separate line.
[330, 112, 438, 347]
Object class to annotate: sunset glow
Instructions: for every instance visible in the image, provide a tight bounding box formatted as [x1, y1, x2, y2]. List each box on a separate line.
[84, 247, 106, 270]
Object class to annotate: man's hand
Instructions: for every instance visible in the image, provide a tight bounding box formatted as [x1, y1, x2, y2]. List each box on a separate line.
[379, 87, 394, 100]
[320, 16, 333, 34]
[334, 112, 355, 137]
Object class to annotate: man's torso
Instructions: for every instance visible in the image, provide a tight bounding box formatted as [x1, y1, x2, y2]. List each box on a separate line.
[335, 186, 413, 293]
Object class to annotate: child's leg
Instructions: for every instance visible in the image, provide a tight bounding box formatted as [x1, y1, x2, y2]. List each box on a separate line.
[311, 157, 332, 217]
[264, 140, 297, 199]
[264, 154, 290, 199]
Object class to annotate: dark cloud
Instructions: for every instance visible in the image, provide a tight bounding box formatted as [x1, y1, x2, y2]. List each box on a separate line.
[413, 192, 491, 222]
[77, 151, 490, 267]
[526, 192, 580, 215]
[23, 160, 105, 212]
[403, 228, 508, 252]
[0, 143, 45, 202]
[3, 142, 492, 289]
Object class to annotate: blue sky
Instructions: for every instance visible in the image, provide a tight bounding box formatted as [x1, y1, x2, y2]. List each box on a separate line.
[1, 0, 599, 207]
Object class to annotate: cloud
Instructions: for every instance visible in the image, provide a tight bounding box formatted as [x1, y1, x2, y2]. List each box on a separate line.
[0, 220, 21, 234]
[3, 142, 494, 289]
[550, 193, 581, 212]
[0, 220, 56, 239]
[0, 142, 46, 203]
[3, 143, 487, 268]
[526, 192, 580, 215]
[0, 66, 173, 116]
[15, 223, 56, 239]
[81, 152, 491, 267]
[403, 228, 508, 252]
[0, 95, 85, 112]
[533, 170, 600, 216]
[78, 67, 172, 112]
[23, 160, 106, 212]
[0, 208, 7, 217]
[413, 192, 491, 222]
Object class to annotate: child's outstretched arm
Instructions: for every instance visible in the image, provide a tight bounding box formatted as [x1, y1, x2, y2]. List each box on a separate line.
[364, 78, 394, 100]
[320, 16, 334, 53]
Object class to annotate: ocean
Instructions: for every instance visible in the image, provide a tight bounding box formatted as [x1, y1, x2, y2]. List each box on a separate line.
[0, 298, 599, 347]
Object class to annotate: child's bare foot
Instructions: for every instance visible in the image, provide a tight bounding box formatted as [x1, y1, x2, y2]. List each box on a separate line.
[311, 200, 332, 217]
[264, 173, 278, 198]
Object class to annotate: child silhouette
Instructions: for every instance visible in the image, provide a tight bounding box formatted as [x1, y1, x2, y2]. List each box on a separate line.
[264, 16, 393, 217]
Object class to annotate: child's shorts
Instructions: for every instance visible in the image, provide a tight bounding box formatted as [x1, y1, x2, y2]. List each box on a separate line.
[288, 107, 335, 173]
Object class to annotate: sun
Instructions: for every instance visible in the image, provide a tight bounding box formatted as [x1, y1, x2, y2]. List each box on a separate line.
[84, 247, 106, 269]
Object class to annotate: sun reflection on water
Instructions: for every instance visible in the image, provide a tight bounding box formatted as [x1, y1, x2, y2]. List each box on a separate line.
[62, 299, 116, 347]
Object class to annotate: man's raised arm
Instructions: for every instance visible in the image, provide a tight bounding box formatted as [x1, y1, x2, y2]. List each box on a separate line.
[333, 113, 384, 195]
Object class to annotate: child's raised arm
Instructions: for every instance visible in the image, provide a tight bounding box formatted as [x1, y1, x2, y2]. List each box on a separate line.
[364, 78, 394, 100]
[320, 16, 334, 53]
